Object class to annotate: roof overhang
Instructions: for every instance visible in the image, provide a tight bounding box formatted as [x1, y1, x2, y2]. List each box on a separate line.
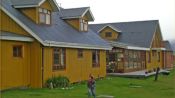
[127, 46, 150, 51]
[61, 16, 82, 19]
[109, 41, 127, 48]
[13, 0, 60, 11]
[0, 35, 34, 42]
[109, 41, 150, 50]
[98, 25, 122, 33]
[152, 48, 166, 51]
[14, 5, 39, 8]
[44, 40, 112, 50]
[82, 7, 94, 21]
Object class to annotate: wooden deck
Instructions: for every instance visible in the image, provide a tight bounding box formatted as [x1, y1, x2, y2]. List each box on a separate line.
[107, 69, 170, 78]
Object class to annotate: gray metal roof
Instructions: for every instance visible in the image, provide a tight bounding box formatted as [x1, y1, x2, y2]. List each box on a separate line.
[60, 7, 88, 18]
[164, 41, 173, 51]
[1, 0, 110, 49]
[10, 0, 44, 6]
[9, 0, 59, 11]
[90, 20, 159, 48]
[59, 7, 94, 21]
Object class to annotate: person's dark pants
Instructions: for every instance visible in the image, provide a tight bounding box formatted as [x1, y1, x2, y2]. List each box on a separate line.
[88, 88, 96, 98]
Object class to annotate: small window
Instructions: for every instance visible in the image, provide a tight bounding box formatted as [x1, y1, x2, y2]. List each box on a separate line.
[78, 49, 83, 58]
[92, 50, 100, 67]
[53, 48, 66, 70]
[46, 14, 51, 24]
[152, 50, 156, 56]
[105, 32, 112, 37]
[80, 19, 88, 31]
[158, 52, 160, 62]
[40, 13, 46, 23]
[13, 45, 22, 57]
[39, 8, 51, 25]
[148, 52, 151, 63]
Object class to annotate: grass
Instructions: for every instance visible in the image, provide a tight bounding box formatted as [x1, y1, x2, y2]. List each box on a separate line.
[1, 69, 175, 98]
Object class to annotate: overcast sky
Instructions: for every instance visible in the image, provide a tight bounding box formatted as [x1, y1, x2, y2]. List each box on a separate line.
[56, 0, 175, 40]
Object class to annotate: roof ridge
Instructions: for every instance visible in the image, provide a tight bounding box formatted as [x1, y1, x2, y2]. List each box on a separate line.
[61, 7, 90, 10]
[90, 20, 159, 25]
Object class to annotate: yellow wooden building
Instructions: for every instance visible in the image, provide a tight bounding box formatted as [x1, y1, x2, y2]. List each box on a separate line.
[0, 0, 172, 91]
[90, 21, 166, 73]
[0, 0, 112, 90]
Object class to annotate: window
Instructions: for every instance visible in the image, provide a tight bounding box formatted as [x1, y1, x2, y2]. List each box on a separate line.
[152, 50, 156, 56]
[80, 19, 88, 31]
[78, 49, 83, 58]
[125, 62, 129, 67]
[53, 48, 66, 70]
[39, 8, 51, 25]
[13, 45, 22, 57]
[158, 52, 160, 62]
[105, 32, 112, 37]
[148, 52, 151, 63]
[92, 50, 100, 67]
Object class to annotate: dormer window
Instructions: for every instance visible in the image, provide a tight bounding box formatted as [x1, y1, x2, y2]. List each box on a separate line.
[80, 19, 88, 31]
[105, 32, 112, 37]
[39, 8, 51, 25]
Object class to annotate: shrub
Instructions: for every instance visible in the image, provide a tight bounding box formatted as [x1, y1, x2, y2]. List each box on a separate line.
[46, 76, 69, 88]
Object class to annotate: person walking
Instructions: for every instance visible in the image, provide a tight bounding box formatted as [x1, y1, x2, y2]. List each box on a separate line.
[87, 74, 96, 98]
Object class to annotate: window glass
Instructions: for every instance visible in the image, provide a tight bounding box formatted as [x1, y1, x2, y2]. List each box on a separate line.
[148, 52, 151, 63]
[39, 8, 43, 12]
[158, 52, 160, 62]
[13, 46, 22, 57]
[80, 22, 84, 31]
[53, 48, 59, 65]
[43, 9, 47, 13]
[53, 48, 66, 70]
[78, 49, 83, 58]
[80, 19, 88, 31]
[46, 14, 50, 24]
[92, 50, 100, 67]
[40, 13, 45, 23]
[105, 32, 112, 37]
[39, 8, 51, 25]
[61, 49, 65, 65]
[84, 22, 88, 31]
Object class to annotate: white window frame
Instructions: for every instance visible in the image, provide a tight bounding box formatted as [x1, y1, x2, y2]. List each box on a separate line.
[80, 19, 88, 31]
[39, 8, 51, 25]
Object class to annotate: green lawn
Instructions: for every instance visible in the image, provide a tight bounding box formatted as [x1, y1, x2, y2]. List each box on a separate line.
[1, 69, 175, 98]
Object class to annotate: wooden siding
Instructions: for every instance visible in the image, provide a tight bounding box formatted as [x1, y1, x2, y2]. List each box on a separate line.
[99, 26, 119, 40]
[43, 48, 106, 83]
[0, 40, 2, 90]
[40, 0, 53, 11]
[146, 50, 163, 71]
[151, 27, 163, 48]
[20, 8, 39, 24]
[30, 41, 42, 88]
[0, 40, 31, 90]
[0, 10, 30, 36]
[164, 51, 174, 69]
[65, 18, 80, 31]
[146, 26, 164, 72]
[20, 0, 53, 24]
[64, 14, 89, 31]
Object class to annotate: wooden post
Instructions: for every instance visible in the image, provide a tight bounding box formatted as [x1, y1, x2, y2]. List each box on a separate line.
[154, 67, 160, 81]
